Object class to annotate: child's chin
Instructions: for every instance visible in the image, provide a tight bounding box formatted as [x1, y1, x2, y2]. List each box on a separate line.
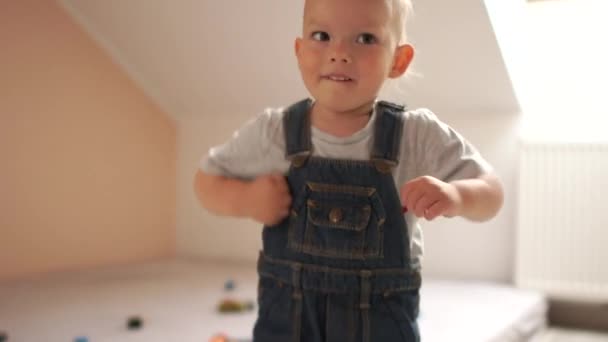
[316, 97, 372, 113]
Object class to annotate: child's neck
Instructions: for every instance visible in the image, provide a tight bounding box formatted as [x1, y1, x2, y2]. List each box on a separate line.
[310, 101, 374, 138]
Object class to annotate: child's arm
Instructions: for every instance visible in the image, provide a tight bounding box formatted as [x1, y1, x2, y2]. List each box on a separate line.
[400, 173, 503, 222]
[194, 170, 292, 226]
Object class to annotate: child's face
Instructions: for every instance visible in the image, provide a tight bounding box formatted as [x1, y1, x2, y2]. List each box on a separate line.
[295, 0, 412, 114]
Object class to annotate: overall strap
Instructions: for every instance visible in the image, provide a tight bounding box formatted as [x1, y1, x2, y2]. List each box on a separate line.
[371, 101, 406, 173]
[283, 98, 313, 167]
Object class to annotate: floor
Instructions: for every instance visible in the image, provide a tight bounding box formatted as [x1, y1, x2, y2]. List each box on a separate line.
[0, 259, 259, 342]
[534, 328, 608, 342]
[1, 259, 607, 342]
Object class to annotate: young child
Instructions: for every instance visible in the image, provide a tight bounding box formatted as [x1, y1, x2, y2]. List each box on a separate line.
[195, 0, 503, 341]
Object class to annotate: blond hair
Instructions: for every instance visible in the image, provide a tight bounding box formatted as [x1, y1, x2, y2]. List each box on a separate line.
[381, 1, 417, 102]
[391, 0, 414, 45]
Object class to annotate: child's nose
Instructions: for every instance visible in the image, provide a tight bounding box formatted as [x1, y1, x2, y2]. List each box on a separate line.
[330, 56, 351, 63]
[329, 42, 352, 64]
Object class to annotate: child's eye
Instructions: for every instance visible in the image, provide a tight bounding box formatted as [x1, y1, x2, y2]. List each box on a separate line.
[356, 33, 377, 44]
[311, 31, 330, 41]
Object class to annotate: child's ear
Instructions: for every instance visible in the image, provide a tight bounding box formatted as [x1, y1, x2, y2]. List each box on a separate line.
[295, 38, 303, 58]
[389, 44, 415, 78]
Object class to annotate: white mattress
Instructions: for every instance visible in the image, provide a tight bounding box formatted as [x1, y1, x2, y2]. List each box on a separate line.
[419, 279, 547, 342]
[0, 260, 547, 342]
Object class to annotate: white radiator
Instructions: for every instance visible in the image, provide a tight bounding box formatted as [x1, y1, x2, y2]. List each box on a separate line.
[516, 142, 608, 302]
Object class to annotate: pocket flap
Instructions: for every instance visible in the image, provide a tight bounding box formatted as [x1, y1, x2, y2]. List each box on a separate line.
[307, 199, 371, 231]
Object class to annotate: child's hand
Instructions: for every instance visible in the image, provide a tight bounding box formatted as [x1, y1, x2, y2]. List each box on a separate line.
[246, 174, 292, 226]
[400, 176, 462, 220]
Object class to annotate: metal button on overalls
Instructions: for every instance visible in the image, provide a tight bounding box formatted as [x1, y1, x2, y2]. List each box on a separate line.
[329, 208, 343, 223]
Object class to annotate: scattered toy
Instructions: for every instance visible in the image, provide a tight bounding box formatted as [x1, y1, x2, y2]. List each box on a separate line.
[224, 279, 235, 291]
[127, 316, 143, 330]
[209, 333, 251, 342]
[209, 334, 227, 342]
[217, 299, 254, 313]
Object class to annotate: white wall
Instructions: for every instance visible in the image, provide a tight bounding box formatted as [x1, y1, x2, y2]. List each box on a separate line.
[177, 111, 263, 267]
[175, 1, 305, 267]
[420, 110, 521, 282]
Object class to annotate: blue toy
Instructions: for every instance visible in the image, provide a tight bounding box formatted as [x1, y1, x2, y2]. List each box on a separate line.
[224, 279, 235, 291]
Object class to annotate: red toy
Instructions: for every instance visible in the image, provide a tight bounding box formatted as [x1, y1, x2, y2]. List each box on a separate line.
[209, 334, 250, 342]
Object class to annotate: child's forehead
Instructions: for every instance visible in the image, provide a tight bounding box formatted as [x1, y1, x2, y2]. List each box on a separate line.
[303, 0, 392, 28]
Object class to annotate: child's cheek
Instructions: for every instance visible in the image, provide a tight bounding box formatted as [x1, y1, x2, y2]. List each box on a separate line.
[301, 46, 324, 71]
[306, 43, 324, 59]
[359, 51, 393, 76]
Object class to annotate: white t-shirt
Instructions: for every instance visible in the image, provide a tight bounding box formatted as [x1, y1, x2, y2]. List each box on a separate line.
[200, 102, 493, 269]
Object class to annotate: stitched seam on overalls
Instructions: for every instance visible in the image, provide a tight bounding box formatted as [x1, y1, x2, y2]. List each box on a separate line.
[257, 272, 421, 294]
[261, 253, 418, 276]
[306, 182, 376, 196]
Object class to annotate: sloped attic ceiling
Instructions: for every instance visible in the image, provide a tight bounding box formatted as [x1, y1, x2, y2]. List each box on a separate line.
[60, 0, 519, 119]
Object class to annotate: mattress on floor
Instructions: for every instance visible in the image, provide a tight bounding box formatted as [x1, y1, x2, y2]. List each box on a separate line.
[418, 279, 547, 342]
[0, 260, 547, 342]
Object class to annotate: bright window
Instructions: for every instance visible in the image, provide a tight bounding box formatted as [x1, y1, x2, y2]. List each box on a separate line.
[520, 0, 608, 141]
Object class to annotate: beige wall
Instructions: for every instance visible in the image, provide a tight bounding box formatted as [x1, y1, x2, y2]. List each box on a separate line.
[0, 0, 176, 280]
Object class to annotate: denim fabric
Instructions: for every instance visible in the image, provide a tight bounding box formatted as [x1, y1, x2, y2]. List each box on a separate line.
[253, 99, 421, 342]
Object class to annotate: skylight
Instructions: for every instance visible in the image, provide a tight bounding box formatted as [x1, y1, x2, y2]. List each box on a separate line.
[484, 0, 608, 141]
[520, 0, 608, 141]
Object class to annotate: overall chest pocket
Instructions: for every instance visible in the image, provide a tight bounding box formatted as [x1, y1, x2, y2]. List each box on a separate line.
[288, 182, 386, 259]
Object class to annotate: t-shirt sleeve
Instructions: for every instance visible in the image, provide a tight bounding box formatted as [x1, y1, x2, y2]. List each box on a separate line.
[199, 108, 287, 179]
[407, 108, 493, 182]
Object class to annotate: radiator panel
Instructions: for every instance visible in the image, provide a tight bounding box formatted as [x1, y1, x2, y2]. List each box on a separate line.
[516, 143, 608, 301]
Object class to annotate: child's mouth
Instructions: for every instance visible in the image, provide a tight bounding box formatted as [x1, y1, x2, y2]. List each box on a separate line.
[322, 75, 353, 82]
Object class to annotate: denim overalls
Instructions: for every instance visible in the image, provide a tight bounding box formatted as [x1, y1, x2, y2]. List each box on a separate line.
[253, 99, 421, 342]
